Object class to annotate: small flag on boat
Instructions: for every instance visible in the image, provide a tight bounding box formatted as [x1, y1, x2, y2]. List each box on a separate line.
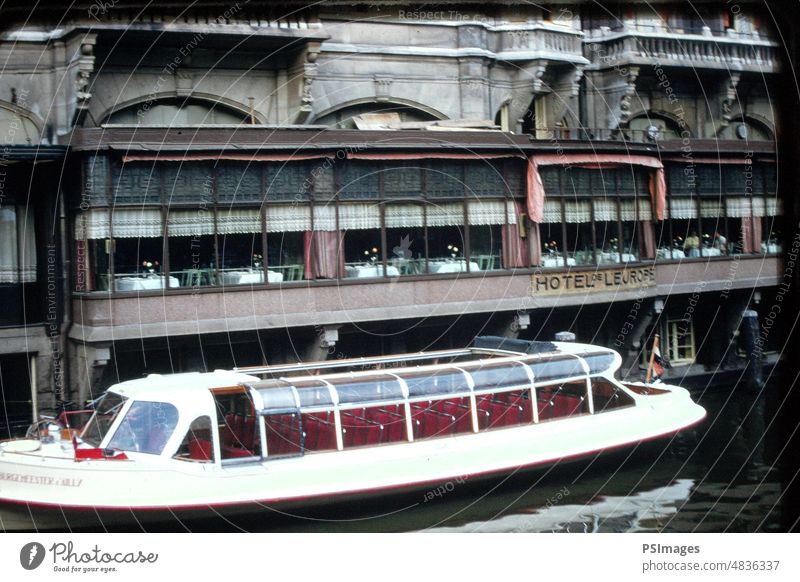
[646, 334, 669, 383]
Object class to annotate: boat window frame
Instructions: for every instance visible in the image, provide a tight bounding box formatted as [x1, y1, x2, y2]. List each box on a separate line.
[258, 383, 303, 459]
[211, 385, 264, 464]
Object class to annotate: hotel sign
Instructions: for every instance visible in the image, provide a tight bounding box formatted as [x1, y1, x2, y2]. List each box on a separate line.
[531, 266, 656, 295]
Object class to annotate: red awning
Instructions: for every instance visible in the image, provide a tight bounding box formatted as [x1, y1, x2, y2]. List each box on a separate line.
[121, 152, 330, 163]
[527, 153, 667, 222]
[346, 152, 525, 160]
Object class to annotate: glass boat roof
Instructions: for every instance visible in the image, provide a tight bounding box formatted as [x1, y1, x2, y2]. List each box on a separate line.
[244, 342, 619, 413]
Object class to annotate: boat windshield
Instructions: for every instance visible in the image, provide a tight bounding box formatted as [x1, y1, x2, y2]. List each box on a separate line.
[107, 401, 180, 455]
[81, 392, 128, 447]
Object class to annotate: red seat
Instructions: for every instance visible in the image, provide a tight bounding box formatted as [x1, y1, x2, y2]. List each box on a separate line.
[188, 438, 213, 461]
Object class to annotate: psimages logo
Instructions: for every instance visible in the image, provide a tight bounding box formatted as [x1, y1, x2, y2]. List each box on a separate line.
[19, 542, 46, 570]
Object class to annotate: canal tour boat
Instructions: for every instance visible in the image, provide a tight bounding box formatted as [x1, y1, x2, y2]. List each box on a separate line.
[0, 337, 706, 531]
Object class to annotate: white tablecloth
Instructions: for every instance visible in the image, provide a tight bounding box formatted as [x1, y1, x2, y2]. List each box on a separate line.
[761, 243, 781, 254]
[116, 275, 179, 291]
[427, 260, 480, 274]
[600, 252, 638, 264]
[345, 265, 401, 278]
[703, 247, 722, 257]
[541, 256, 577, 268]
[219, 270, 284, 285]
[657, 248, 686, 260]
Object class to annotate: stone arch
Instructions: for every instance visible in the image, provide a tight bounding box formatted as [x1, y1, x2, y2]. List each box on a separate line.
[716, 113, 775, 141]
[98, 94, 263, 125]
[627, 109, 691, 140]
[0, 100, 43, 144]
[311, 98, 447, 128]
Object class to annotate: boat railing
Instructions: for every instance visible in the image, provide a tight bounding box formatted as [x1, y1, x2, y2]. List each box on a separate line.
[234, 349, 473, 376]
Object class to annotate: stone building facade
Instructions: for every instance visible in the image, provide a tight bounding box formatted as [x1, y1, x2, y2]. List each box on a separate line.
[0, 2, 784, 435]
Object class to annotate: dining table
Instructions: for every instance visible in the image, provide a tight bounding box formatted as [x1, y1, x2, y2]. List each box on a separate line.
[219, 270, 284, 285]
[345, 265, 401, 278]
[427, 260, 481, 274]
[541, 256, 577, 268]
[115, 275, 180, 291]
[656, 248, 686, 260]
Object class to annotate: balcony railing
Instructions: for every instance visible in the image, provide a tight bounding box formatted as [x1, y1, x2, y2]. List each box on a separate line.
[585, 31, 779, 73]
[496, 25, 587, 64]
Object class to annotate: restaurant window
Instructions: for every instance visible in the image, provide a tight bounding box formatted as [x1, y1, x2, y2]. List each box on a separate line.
[540, 199, 565, 268]
[341, 203, 385, 278]
[425, 203, 468, 273]
[564, 201, 593, 266]
[468, 200, 514, 271]
[266, 204, 309, 281]
[385, 204, 425, 276]
[666, 197, 700, 257]
[167, 210, 216, 288]
[594, 198, 621, 264]
[218, 229, 266, 286]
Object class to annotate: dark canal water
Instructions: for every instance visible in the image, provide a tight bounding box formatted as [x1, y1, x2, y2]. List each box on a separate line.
[178, 375, 786, 534]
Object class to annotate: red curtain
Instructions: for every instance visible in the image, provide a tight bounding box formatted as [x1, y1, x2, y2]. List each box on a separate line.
[304, 231, 343, 279]
[501, 202, 530, 268]
[528, 222, 542, 267]
[526, 153, 667, 224]
[740, 217, 762, 254]
[640, 221, 656, 259]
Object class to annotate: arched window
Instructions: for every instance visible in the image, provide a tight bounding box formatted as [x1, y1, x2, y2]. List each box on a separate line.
[0, 102, 40, 144]
[105, 98, 252, 125]
[628, 112, 685, 141]
[314, 102, 440, 129]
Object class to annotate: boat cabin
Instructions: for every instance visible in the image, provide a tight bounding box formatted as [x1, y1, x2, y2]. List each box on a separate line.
[78, 341, 648, 464]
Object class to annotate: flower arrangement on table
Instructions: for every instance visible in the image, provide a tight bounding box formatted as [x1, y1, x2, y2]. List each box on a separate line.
[608, 237, 618, 252]
[544, 240, 559, 254]
[446, 244, 460, 259]
[363, 247, 380, 264]
[252, 254, 263, 269]
[141, 260, 160, 275]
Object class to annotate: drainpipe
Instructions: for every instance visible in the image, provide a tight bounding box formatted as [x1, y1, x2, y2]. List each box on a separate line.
[58, 185, 71, 404]
[30, 354, 37, 423]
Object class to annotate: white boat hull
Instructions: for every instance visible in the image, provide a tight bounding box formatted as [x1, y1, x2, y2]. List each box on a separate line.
[1, 388, 705, 531]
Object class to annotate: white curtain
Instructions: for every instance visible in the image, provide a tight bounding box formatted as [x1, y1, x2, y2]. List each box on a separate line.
[725, 197, 751, 218]
[312, 205, 337, 231]
[668, 198, 699, 219]
[542, 200, 562, 224]
[217, 208, 260, 234]
[766, 197, 782, 216]
[700, 200, 724, 217]
[593, 199, 618, 221]
[167, 210, 214, 237]
[74, 208, 162, 239]
[385, 205, 424, 228]
[338, 204, 380, 230]
[751, 198, 766, 217]
[564, 201, 591, 223]
[266, 205, 311, 233]
[467, 200, 517, 226]
[426, 203, 465, 227]
[0, 206, 36, 283]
